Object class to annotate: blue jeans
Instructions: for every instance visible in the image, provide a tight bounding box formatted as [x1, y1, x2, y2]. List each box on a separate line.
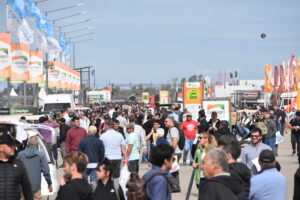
[236, 123, 250, 139]
[266, 137, 276, 152]
[83, 168, 97, 184]
[278, 122, 284, 136]
[183, 139, 194, 163]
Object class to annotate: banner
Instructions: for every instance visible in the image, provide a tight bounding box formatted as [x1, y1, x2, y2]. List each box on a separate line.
[183, 82, 203, 119]
[28, 50, 43, 83]
[11, 43, 29, 82]
[159, 90, 169, 104]
[264, 65, 273, 93]
[0, 33, 12, 80]
[202, 99, 231, 124]
[274, 66, 279, 90]
[142, 92, 150, 103]
[7, 5, 34, 44]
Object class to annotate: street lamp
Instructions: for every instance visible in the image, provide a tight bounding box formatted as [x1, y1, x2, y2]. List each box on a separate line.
[58, 19, 92, 29]
[52, 11, 87, 23]
[69, 37, 96, 68]
[64, 26, 93, 34]
[44, 3, 84, 15]
[69, 32, 94, 40]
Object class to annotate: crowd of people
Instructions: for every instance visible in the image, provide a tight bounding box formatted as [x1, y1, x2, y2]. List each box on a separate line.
[0, 102, 299, 200]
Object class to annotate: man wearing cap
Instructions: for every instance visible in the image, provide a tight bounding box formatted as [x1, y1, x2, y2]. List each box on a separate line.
[78, 126, 105, 184]
[249, 150, 287, 200]
[125, 124, 140, 173]
[17, 131, 53, 200]
[0, 134, 33, 200]
[180, 113, 198, 165]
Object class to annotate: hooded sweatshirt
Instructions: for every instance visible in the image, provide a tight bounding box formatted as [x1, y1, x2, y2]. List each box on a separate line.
[199, 174, 243, 200]
[17, 146, 52, 191]
[56, 178, 92, 200]
[229, 162, 251, 200]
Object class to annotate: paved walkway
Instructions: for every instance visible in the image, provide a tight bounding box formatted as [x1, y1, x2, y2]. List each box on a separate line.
[46, 132, 297, 200]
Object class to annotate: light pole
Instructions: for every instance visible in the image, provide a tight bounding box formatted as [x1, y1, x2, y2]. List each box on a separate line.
[44, 3, 84, 15]
[64, 26, 93, 35]
[52, 11, 87, 24]
[69, 35, 95, 68]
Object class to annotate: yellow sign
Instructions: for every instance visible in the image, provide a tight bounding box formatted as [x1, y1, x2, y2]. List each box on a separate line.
[183, 82, 203, 105]
[160, 90, 169, 104]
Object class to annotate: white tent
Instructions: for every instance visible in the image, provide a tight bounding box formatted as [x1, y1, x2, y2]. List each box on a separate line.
[10, 88, 18, 97]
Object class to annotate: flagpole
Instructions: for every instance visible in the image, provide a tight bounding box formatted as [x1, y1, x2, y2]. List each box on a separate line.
[6, 3, 11, 107]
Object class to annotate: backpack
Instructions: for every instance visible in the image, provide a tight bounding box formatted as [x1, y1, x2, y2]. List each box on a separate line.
[126, 172, 179, 200]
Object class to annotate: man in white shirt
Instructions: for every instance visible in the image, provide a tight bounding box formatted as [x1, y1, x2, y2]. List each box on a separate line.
[116, 112, 127, 128]
[100, 121, 127, 178]
[79, 113, 90, 132]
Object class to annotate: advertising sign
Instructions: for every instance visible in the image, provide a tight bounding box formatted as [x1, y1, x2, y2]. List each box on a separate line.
[0, 33, 11, 80]
[159, 90, 169, 104]
[202, 99, 231, 125]
[28, 50, 43, 83]
[183, 82, 203, 119]
[142, 92, 150, 103]
[11, 43, 29, 82]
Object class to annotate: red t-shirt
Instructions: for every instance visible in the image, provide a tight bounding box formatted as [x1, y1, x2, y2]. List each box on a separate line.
[66, 127, 87, 153]
[180, 120, 198, 139]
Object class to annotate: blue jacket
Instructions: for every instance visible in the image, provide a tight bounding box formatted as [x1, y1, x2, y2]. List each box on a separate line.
[17, 146, 52, 191]
[143, 165, 171, 200]
[78, 135, 105, 164]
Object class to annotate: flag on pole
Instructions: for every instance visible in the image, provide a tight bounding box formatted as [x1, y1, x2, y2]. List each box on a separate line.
[274, 66, 279, 90]
[264, 65, 273, 93]
[6, 3, 34, 44]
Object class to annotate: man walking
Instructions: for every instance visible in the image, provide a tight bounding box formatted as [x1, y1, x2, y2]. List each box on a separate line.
[125, 124, 140, 173]
[165, 117, 181, 192]
[241, 128, 271, 174]
[143, 143, 175, 200]
[249, 150, 287, 200]
[56, 152, 92, 200]
[66, 117, 87, 153]
[78, 126, 105, 184]
[17, 132, 53, 200]
[100, 121, 128, 179]
[199, 148, 243, 200]
[58, 118, 70, 161]
[180, 113, 197, 165]
[289, 111, 300, 161]
[79, 113, 90, 132]
[0, 134, 33, 200]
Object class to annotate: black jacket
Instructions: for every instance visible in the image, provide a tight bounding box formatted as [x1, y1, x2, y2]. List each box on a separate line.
[56, 178, 93, 200]
[199, 175, 243, 200]
[294, 167, 300, 200]
[206, 119, 221, 134]
[58, 124, 70, 143]
[93, 179, 125, 200]
[0, 158, 33, 200]
[229, 162, 251, 200]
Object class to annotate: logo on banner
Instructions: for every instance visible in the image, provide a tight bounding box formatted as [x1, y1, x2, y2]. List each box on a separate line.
[187, 89, 200, 101]
[13, 56, 27, 64]
[207, 104, 225, 115]
[0, 48, 8, 55]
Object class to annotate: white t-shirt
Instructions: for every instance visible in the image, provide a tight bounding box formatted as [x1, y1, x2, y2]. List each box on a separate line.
[116, 116, 127, 128]
[100, 129, 125, 160]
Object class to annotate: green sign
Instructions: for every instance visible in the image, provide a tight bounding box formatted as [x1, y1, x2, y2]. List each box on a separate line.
[0, 107, 38, 115]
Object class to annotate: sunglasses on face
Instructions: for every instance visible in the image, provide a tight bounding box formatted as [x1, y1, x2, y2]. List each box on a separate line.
[199, 136, 207, 139]
[251, 135, 260, 138]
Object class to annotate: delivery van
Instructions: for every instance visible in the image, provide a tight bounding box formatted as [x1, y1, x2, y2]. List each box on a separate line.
[43, 94, 75, 112]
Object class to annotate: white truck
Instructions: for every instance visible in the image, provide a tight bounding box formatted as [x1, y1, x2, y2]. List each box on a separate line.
[42, 94, 75, 112]
[279, 91, 297, 110]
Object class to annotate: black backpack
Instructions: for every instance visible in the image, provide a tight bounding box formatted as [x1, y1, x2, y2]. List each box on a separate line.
[170, 126, 185, 150]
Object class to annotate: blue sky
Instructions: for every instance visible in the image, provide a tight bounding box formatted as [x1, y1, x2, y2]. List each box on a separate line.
[1, 0, 300, 87]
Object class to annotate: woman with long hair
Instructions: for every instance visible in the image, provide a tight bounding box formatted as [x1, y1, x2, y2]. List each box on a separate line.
[192, 132, 217, 189]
